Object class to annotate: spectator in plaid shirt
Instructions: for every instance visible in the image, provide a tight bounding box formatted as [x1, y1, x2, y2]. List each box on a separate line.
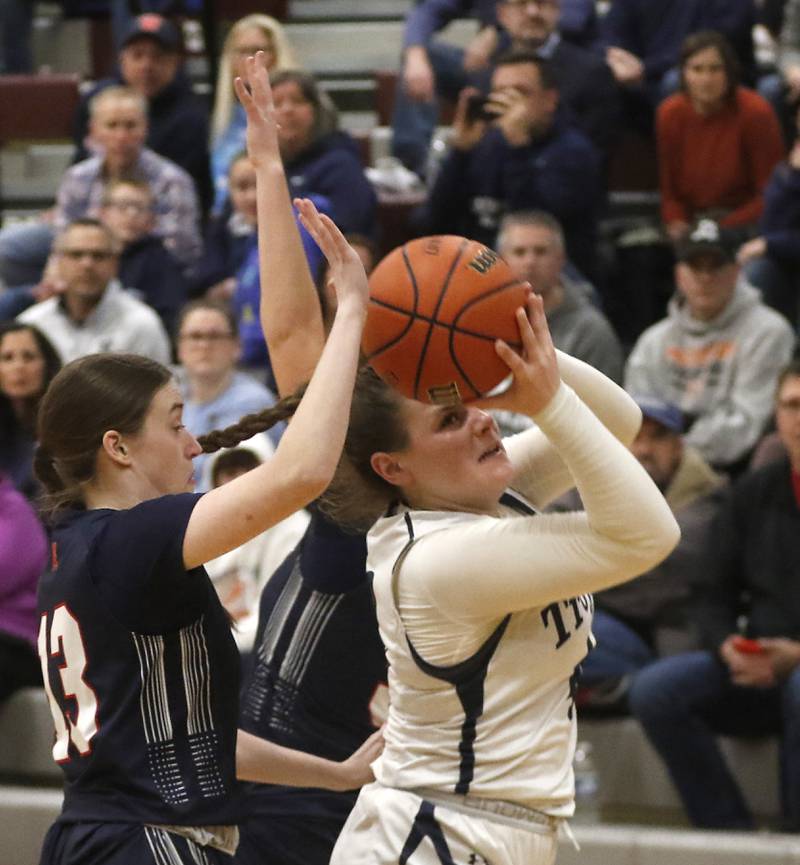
[0, 86, 200, 304]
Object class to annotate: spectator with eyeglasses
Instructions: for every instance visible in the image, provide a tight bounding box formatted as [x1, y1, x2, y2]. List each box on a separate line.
[629, 359, 800, 832]
[393, 0, 618, 177]
[99, 178, 187, 336]
[0, 85, 201, 316]
[16, 219, 171, 366]
[174, 298, 281, 490]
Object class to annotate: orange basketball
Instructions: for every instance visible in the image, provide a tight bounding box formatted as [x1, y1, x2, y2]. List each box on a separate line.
[363, 235, 530, 403]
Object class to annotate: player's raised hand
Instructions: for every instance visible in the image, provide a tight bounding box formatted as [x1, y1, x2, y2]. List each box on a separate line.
[234, 52, 281, 170]
[475, 293, 560, 417]
[294, 197, 369, 314]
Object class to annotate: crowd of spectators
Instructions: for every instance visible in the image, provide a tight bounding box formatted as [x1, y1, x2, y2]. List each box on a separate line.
[3, 0, 800, 839]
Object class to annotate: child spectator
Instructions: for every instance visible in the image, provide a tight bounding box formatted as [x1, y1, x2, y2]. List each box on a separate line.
[186, 152, 259, 301]
[100, 179, 186, 336]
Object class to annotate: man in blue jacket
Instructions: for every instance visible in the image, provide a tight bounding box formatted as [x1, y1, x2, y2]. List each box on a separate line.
[421, 50, 601, 278]
[393, 0, 617, 176]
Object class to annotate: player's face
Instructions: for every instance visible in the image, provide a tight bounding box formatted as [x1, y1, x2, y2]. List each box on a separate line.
[177, 308, 240, 380]
[776, 375, 800, 467]
[497, 0, 560, 48]
[126, 382, 202, 494]
[273, 80, 316, 158]
[675, 255, 738, 322]
[0, 329, 47, 401]
[228, 157, 258, 226]
[630, 418, 682, 491]
[386, 398, 515, 512]
[119, 38, 180, 99]
[500, 223, 564, 298]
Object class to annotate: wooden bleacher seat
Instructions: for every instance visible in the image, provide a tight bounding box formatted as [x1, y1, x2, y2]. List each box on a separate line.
[0, 74, 80, 147]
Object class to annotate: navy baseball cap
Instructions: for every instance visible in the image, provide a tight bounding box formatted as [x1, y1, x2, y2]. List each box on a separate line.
[677, 218, 736, 266]
[634, 396, 684, 434]
[122, 14, 181, 52]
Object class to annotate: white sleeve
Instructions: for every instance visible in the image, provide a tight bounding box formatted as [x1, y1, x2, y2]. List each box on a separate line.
[502, 350, 642, 508]
[400, 382, 679, 622]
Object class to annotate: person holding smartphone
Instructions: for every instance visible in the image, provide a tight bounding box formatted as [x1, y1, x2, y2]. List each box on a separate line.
[629, 358, 800, 832]
[420, 50, 602, 279]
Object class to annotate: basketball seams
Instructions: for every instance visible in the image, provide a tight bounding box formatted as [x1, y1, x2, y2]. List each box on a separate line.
[363, 248, 420, 360]
[413, 238, 469, 400]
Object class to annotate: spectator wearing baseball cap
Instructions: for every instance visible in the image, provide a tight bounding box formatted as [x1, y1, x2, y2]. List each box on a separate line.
[71, 13, 212, 218]
[625, 217, 796, 472]
[568, 392, 727, 714]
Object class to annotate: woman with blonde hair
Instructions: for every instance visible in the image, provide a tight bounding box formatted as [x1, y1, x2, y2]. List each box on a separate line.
[211, 14, 300, 213]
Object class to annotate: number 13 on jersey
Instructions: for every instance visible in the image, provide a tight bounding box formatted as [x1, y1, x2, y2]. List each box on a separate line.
[38, 604, 99, 762]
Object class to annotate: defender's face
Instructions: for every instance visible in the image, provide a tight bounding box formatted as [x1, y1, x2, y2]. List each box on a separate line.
[127, 382, 202, 494]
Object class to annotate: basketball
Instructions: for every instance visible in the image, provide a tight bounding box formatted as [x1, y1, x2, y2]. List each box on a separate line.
[362, 235, 530, 403]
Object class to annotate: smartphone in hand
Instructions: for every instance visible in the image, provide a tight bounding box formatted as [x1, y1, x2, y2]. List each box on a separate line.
[732, 636, 764, 655]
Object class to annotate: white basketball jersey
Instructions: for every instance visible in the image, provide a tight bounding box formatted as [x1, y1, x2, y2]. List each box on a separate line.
[368, 494, 594, 818]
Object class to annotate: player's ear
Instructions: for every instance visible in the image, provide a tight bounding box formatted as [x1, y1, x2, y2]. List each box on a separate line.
[370, 451, 409, 487]
[100, 430, 133, 467]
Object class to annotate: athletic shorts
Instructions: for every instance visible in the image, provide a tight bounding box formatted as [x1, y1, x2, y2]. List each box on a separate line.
[39, 821, 235, 865]
[329, 783, 560, 865]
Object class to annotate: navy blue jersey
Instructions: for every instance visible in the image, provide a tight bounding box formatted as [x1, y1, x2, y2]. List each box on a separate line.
[37, 494, 243, 828]
[241, 507, 387, 758]
[236, 508, 387, 865]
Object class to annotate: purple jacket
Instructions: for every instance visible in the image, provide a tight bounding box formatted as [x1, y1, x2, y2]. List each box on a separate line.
[0, 476, 47, 646]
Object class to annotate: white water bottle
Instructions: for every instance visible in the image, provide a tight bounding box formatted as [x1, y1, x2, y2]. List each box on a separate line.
[573, 740, 601, 823]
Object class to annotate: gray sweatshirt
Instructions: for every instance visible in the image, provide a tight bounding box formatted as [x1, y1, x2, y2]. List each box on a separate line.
[625, 279, 796, 467]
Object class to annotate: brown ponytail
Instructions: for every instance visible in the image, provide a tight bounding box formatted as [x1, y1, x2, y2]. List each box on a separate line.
[197, 385, 306, 454]
[318, 366, 410, 532]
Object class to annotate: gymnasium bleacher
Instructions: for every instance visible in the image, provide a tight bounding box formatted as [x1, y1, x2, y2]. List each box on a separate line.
[1, 3, 799, 864]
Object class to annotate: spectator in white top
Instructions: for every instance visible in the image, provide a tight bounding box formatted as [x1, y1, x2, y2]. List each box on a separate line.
[17, 219, 171, 366]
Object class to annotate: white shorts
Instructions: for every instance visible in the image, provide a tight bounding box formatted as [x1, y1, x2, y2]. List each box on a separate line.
[329, 783, 560, 865]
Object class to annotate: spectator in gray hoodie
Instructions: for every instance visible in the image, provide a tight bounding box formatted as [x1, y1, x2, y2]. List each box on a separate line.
[497, 209, 623, 381]
[625, 219, 796, 472]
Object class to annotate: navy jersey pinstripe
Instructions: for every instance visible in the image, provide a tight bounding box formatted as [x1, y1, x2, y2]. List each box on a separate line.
[236, 507, 387, 865]
[37, 495, 243, 828]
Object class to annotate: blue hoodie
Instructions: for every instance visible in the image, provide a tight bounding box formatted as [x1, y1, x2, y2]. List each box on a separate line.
[761, 162, 800, 264]
[283, 132, 377, 236]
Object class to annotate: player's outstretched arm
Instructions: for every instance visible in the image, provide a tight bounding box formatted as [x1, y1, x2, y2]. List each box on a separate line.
[235, 52, 326, 397]
[183, 203, 368, 569]
[236, 727, 384, 790]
